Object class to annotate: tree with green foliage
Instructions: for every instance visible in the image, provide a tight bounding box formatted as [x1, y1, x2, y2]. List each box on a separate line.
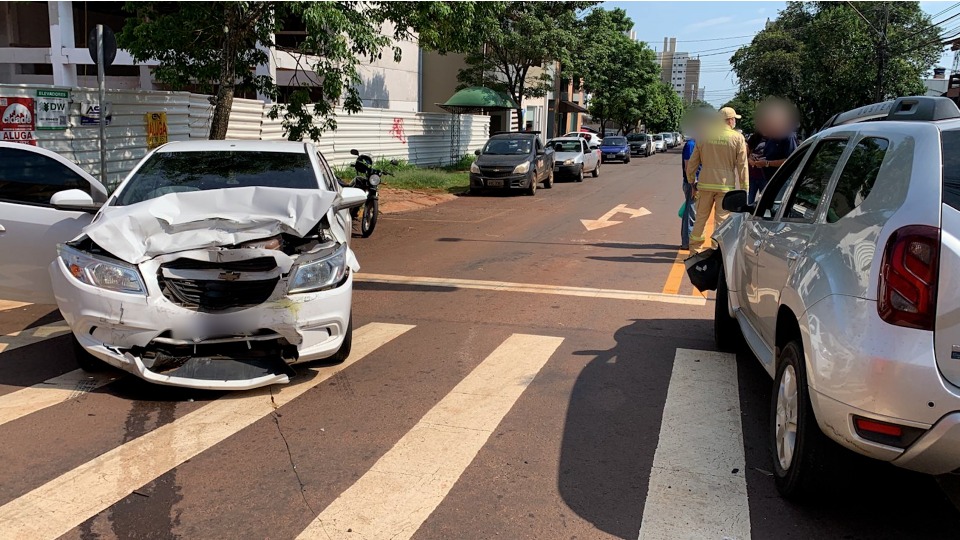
[457, 1, 596, 131]
[642, 82, 683, 132]
[576, 8, 660, 135]
[722, 92, 757, 134]
[731, 1, 943, 134]
[120, 2, 497, 140]
[685, 100, 715, 112]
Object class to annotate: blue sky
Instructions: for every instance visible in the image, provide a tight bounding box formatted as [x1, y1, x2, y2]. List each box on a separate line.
[603, 1, 958, 107]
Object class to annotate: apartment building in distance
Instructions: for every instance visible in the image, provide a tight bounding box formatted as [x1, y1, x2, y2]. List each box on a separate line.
[656, 37, 704, 105]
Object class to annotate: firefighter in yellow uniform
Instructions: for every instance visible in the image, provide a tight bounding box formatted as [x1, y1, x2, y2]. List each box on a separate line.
[684, 107, 749, 252]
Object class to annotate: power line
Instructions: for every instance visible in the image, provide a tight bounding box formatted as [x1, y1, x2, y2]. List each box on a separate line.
[638, 34, 757, 44]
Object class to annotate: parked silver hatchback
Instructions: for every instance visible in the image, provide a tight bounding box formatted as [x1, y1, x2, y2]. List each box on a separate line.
[709, 96, 960, 499]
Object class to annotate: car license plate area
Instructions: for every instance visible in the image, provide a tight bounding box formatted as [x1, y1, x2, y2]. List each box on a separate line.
[605, 153, 615, 159]
[487, 179, 504, 188]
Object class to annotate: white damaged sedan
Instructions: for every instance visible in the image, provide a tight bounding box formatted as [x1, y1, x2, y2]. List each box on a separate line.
[0, 140, 367, 390]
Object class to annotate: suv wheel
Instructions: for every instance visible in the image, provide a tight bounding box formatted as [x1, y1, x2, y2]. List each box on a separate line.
[714, 263, 743, 351]
[771, 340, 830, 500]
[544, 169, 554, 189]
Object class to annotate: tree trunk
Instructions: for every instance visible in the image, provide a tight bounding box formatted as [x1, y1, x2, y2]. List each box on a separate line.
[209, 6, 238, 140]
[516, 108, 524, 132]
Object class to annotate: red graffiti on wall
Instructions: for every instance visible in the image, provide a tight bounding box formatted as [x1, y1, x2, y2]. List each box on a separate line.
[389, 117, 407, 144]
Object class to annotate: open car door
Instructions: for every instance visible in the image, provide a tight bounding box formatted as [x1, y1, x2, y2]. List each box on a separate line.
[0, 143, 107, 304]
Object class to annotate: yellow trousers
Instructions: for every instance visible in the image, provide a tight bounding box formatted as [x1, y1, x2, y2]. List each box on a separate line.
[689, 189, 730, 252]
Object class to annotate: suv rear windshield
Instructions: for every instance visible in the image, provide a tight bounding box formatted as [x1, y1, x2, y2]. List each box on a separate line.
[115, 151, 318, 206]
[942, 130, 960, 210]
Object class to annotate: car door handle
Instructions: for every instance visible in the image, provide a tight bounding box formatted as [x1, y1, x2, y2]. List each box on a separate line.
[787, 250, 800, 261]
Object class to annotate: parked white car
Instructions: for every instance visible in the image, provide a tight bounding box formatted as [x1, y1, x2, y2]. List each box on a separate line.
[562, 131, 602, 147]
[547, 137, 600, 181]
[706, 96, 960, 499]
[0, 140, 367, 390]
[652, 134, 665, 152]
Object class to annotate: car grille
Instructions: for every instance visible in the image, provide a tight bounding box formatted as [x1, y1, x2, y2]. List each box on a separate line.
[159, 257, 280, 311]
[479, 167, 516, 178]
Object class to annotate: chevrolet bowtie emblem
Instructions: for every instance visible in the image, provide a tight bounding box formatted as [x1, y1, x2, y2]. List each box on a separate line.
[218, 271, 241, 281]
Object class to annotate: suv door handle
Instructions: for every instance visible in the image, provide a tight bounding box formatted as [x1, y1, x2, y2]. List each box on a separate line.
[787, 250, 800, 261]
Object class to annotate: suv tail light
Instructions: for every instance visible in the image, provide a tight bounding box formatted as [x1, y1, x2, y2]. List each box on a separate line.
[878, 225, 940, 330]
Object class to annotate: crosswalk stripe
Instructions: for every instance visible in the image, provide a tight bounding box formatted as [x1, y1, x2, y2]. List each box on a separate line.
[0, 324, 71, 354]
[0, 369, 120, 427]
[357, 274, 706, 306]
[0, 322, 414, 540]
[638, 348, 750, 540]
[0, 301, 32, 312]
[296, 333, 564, 540]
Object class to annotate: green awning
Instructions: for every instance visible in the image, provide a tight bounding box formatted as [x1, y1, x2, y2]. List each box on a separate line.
[437, 86, 520, 114]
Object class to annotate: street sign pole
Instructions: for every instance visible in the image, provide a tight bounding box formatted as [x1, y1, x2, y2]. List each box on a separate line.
[97, 24, 107, 185]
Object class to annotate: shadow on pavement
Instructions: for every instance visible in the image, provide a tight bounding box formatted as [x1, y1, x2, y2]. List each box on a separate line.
[586, 251, 677, 264]
[559, 317, 960, 539]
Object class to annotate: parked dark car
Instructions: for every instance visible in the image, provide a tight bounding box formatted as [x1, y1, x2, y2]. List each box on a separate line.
[627, 133, 653, 157]
[600, 136, 631, 163]
[471, 132, 555, 195]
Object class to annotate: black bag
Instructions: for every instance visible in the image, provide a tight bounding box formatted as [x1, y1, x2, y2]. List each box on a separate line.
[684, 248, 721, 291]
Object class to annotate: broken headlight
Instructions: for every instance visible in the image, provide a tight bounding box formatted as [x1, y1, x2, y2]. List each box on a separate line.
[288, 244, 348, 293]
[58, 244, 146, 295]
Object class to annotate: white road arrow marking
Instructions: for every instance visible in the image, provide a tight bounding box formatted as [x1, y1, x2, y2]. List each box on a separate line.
[580, 204, 651, 231]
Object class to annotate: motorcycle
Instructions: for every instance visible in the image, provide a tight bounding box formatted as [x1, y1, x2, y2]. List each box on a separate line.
[344, 149, 396, 238]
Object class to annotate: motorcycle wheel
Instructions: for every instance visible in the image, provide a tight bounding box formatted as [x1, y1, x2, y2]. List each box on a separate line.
[360, 198, 379, 237]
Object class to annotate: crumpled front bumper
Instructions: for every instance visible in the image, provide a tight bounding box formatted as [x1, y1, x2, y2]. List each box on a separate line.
[49, 248, 353, 391]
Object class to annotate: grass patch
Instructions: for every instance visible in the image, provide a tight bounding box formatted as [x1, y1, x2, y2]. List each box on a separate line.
[334, 154, 474, 194]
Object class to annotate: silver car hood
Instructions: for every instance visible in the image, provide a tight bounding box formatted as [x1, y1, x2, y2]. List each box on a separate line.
[85, 186, 336, 264]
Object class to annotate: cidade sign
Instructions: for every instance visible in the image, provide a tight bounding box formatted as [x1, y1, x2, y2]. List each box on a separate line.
[0, 96, 37, 146]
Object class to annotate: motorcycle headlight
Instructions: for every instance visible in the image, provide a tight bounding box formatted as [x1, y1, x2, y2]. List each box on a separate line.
[470, 162, 480, 174]
[369, 174, 381, 187]
[513, 162, 530, 174]
[563, 159, 574, 166]
[58, 244, 146, 295]
[289, 244, 348, 294]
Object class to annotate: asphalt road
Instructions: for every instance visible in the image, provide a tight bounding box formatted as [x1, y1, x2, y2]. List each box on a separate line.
[1, 148, 958, 539]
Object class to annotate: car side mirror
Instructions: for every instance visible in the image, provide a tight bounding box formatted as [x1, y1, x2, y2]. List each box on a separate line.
[474, 149, 481, 156]
[721, 190, 753, 213]
[350, 149, 360, 156]
[336, 187, 367, 210]
[50, 189, 101, 213]
[590, 145, 599, 150]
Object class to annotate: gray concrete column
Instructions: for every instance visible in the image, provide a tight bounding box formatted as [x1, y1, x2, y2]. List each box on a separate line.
[48, 1, 78, 87]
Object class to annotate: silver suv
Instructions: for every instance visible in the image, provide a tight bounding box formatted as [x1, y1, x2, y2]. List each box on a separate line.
[708, 96, 960, 499]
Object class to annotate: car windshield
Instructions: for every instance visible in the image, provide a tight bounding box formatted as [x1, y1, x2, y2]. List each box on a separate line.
[603, 137, 627, 146]
[653, 135, 663, 140]
[115, 151, 318, 206]
[482, 138, 532, 155]
[550, 140, 582, 152]
[626, 134, 644, 141]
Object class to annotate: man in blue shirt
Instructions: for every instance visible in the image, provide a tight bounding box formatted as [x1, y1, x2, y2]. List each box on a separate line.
[681, 137, 698, 250]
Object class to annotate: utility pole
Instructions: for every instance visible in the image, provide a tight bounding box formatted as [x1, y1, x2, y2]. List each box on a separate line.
[874, 3, 890, 102]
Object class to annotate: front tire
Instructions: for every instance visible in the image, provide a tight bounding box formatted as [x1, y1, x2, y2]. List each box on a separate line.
[525, 173, 538, 196]
[576, 166, 584, 182]
[714, 263, 743, 352]
[771, 340, 829, 501]
[360, 198, 378, 237]
[328, 315, 353, 363]
[73, 335, 109, 372]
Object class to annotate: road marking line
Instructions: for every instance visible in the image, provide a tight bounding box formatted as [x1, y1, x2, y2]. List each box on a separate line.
[0, 324, 71, 354]
[356, 274, 706, 306]
[0, 301, 31, 312]
[638, 348, 750, 540]
[581, 204, 652, 231]
[0, 322, 414, 540]
[296, 333, 564, 540]
[661, 252, 689, 295]
[0, 369, 120, 427]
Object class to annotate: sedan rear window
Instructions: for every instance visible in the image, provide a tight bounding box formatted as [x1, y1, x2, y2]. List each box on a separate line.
[604, 137, 627, 145]
[942, 130, 960, 211]
[115, 151, 318, 206]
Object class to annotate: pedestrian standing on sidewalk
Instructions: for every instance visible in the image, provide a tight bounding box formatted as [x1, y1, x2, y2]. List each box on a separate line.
[685, 107, 749, 253]
[680, 136, 698, 250]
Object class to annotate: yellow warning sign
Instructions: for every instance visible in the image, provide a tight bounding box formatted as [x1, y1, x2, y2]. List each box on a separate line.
[145, 112, 168, 150]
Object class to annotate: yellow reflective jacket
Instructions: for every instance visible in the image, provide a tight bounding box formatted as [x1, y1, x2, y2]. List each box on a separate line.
[685, 125, 748, 192]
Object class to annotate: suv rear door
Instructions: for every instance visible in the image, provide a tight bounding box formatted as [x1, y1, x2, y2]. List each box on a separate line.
[0, 144, 106, 303]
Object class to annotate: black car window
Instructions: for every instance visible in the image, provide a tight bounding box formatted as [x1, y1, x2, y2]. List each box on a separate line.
[484, 139, 532, 155]
[0, 147, 90, 206]
[826, 137, 888, 223]
[783, 139, 848, 222]
[551, 140, 581, 152]
[115, 150, 318, 206]
[941, 130, 960, 211]
[754, 144, 809, 220]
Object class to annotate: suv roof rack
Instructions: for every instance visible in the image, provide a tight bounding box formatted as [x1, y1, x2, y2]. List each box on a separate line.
[821, 96, 960, 131]
[493, 131, 541, 135]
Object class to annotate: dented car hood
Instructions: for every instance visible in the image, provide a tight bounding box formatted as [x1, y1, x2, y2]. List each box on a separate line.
[85, 186, 337, 264]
